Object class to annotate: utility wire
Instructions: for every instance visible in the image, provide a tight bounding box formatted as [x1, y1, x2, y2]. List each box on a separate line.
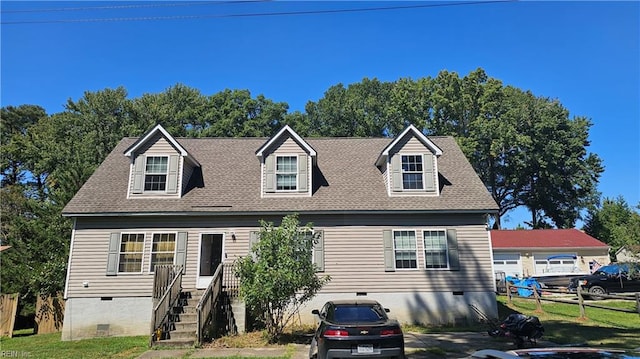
[1, 1, 516, 25]
[1, 1, 268, 14]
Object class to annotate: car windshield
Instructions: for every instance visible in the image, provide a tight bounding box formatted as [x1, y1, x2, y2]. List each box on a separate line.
[331, 305, 386, 323]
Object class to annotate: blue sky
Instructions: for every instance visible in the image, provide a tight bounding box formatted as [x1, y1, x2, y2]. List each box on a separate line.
[1, 1, 639, 228]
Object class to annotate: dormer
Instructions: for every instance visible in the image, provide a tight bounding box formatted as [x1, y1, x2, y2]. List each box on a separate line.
[256, 125, 316, 197]
[124, 125, 201, 198]
[376, 125, 443, 196]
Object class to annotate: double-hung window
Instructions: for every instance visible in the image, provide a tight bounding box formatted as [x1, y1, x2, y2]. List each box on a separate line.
[276, 156, 297, 191]
[393, 230, 417, 269]
[150, 233, 176, 271]
[424, 230, 448, 269]
[119, 233, 145, 273]
[144, 156, 168, 191]
[401, 155, 424, 190]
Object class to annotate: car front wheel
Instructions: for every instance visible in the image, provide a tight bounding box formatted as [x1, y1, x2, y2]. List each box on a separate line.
[588, 285, 606, 300]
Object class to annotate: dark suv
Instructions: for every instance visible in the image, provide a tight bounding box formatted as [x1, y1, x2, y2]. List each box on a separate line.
[568, 263, 640, 300]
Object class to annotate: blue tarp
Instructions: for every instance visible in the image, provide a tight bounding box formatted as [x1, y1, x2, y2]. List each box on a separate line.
[505, 276, 542, 297]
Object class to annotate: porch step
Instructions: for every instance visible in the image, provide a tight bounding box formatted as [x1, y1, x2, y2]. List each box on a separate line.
[154, 337, 195, 348]
[155, 289, 203, 347]
[167, 328, 197, 340]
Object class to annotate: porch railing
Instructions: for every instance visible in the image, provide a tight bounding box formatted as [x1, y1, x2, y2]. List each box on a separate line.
[223, 262, 240, 301]
[196, 262, 223, 345]
[149, 264, 183, 346]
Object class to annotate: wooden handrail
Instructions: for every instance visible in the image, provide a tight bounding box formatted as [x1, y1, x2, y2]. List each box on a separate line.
[149, 265, 183, 347]
[196, 263, 223, 344]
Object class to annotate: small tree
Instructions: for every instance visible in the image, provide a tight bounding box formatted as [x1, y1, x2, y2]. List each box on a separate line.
[235, 214, 330, 342]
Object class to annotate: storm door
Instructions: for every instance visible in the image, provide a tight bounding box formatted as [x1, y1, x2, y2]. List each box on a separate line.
[197, 233, 224, 288]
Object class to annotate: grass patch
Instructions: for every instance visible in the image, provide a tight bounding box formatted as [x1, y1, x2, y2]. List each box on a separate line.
[497, 295, 640, 349]
[0, 332, 148, 359]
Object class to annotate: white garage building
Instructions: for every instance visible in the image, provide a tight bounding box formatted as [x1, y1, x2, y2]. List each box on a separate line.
[491, 229, 610, 279]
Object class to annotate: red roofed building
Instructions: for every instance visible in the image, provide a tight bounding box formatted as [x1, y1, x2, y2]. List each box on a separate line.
[490, 229, 609, 278]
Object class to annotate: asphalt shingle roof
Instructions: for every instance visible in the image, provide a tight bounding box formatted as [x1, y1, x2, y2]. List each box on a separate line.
[62, 136, 498, 216]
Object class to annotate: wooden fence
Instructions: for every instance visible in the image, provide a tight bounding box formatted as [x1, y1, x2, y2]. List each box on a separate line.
[0, 293, 18, 337]
[505, 281, 640, 318]
[35, 294, 65, 334]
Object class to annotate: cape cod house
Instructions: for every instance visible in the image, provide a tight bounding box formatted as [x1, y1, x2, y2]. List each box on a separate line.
[61, 124, 499, 343]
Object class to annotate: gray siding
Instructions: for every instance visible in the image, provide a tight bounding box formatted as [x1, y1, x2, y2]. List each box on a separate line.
[263, 137, 310, 198]
[128, 136, 183, 198]
[66, 213, 493, 298]
[389, 137, 439, 197]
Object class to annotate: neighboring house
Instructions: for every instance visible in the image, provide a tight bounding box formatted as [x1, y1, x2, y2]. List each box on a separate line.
[61, 124, 499, 341]
[491, 229, 610, 278]
[615, 245, 640, 262]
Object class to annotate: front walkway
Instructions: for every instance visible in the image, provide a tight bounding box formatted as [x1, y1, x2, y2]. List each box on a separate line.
[137, 332, 556, 359]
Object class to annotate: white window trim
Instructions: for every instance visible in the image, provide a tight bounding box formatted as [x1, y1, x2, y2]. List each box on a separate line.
[400, 153, 426, 191]
[392, 229, 419, 270]
[118, 232, 146, 275]
[148, 231, 178, 273]
[144, 155, 170, 193]
[275, 154, 299, 192]
[422, 229, 450, 270]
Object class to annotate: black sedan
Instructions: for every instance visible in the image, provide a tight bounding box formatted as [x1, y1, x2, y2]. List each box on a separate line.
[309, 299, 405, 359]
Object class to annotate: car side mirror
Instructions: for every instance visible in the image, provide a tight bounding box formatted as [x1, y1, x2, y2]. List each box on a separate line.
[312, 309, 320, 315]
[384, 308, 390, 313]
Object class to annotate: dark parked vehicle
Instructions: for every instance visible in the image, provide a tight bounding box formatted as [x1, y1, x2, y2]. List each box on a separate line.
[309, 299, 405, 359]
[568, 263, 640, 300]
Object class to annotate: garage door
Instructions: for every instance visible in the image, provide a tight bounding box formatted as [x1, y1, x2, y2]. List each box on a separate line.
[534, 253, 577, 274]
[493, 253, 521, 278]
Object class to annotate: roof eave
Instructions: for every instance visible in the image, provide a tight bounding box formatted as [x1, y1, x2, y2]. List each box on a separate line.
[62, 208, 499, 218]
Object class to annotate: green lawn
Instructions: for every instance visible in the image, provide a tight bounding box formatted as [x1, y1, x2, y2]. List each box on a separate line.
[496, 295, 640, 349]
[0, 330, 148, 359]
[2, 296, 639, 358]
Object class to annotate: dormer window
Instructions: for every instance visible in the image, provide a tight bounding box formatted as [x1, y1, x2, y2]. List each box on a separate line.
[125, 124, 201, 198]
[257, 125, 315, 197]
[376, 125, 443, 196]
[401, 155, 424, 190]
[276, 156, 297, 191]
[144, 156, 168, 191]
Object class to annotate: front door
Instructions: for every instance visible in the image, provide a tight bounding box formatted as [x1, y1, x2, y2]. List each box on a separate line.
[197, 233, 224, 289]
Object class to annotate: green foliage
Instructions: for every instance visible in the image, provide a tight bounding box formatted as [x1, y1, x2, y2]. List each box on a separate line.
[235, 214, 330, 342]
[303, 69, 603, 228]
[584, 196, 640, 258]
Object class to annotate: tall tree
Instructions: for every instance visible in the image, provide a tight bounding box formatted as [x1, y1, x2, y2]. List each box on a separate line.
[515, 95, 603, 228]
[198, 89, 288, 137]
[0, 105, 47, 187]
[584, 196, 640, 258]
[305, 78, 393, 137]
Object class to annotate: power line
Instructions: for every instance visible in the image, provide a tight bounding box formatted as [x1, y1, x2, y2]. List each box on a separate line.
[1, 1, 268, 14]
[1, 1, 516, 25]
